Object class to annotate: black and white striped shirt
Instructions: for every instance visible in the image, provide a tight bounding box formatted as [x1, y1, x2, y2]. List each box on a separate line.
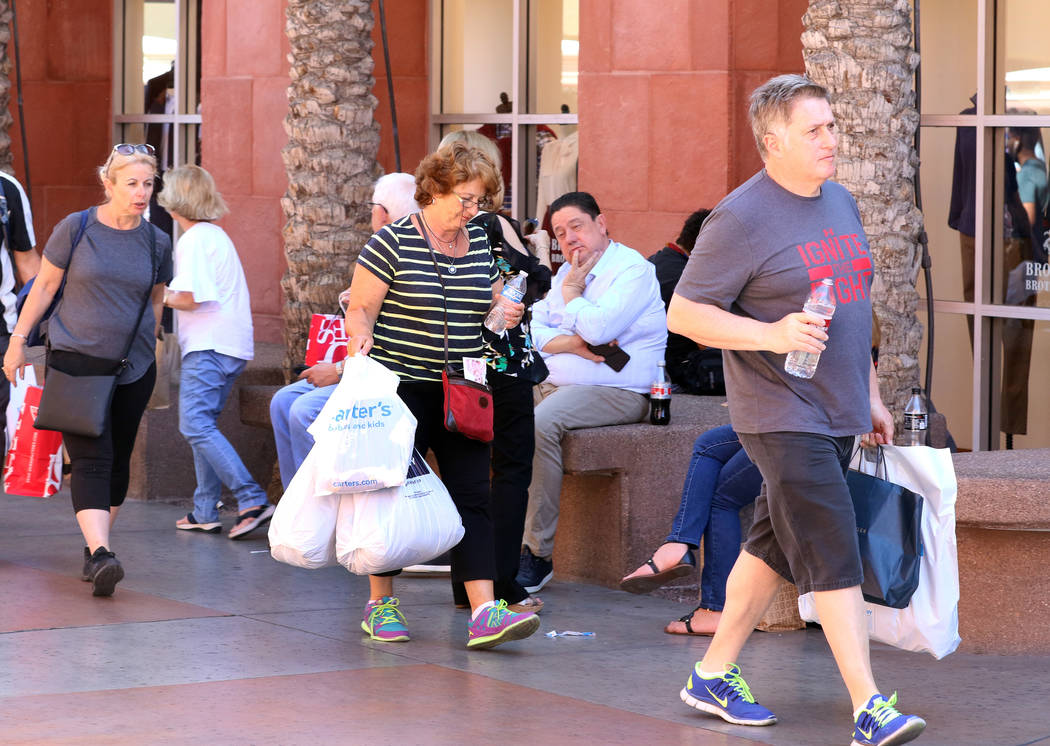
[357, 215, 497, 383]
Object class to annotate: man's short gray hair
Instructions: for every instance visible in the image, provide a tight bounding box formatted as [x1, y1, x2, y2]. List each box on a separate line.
[372, 172, 419, 222]
[748, 74, 830, 159]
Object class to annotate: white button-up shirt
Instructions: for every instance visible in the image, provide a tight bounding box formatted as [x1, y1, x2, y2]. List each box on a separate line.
[532, 240, 666, 393]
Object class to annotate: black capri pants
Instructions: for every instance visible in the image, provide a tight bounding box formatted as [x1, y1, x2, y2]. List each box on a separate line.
[63, 363, 156, 513]
[389, 380, 495, 584]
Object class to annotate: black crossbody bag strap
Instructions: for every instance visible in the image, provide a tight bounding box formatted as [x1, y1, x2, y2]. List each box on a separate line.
[118, 222, 159, 369]
[416, 215, 452, 368]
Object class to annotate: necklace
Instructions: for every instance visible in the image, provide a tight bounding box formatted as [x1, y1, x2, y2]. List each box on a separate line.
[421, 213, 462, 274]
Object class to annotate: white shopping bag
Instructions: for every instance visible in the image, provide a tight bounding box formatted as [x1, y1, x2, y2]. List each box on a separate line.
[308, 356, 417, 495]
[798, 441, 961, 659]
[336, 450, 465, 575]
[268, 450, 340, 569]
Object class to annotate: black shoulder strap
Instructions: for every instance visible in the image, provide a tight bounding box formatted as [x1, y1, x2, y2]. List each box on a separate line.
[51, 210, 91, 306]
[118, 222, 158, 365]
[415, 214, 451, 367]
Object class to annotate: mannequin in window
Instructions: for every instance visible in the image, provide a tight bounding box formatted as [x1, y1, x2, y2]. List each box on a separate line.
[948, 96, 1033, 444]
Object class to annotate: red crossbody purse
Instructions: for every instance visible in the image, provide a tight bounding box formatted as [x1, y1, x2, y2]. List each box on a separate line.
[421, 222, 494, 443]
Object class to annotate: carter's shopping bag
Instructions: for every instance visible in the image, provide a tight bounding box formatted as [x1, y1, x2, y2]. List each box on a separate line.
[268, 450, 339, 569]
[3, 370, 64, 498]
[308, 356, 416, 494]
[305, 313, 349, 366]
[335, 450, 465, 575]
[799, 442, 960, 659]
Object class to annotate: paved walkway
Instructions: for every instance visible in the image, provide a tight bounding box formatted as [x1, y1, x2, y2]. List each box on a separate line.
[2, 490, 1047, 745]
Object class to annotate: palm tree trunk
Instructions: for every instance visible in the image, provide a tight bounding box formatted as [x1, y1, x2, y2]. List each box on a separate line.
[802, 0, 925, 433]
[281, 0, 381, 373]
[0, 1, 16, 174]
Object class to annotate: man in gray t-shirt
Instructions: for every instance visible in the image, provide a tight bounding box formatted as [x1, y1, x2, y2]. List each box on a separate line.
[668, 76, 925, 745]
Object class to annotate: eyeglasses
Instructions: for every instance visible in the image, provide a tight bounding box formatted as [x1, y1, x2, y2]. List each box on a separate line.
[453, 192, 492, 211]
[112, 143, 156, 156]
[367, 201, 388, 213]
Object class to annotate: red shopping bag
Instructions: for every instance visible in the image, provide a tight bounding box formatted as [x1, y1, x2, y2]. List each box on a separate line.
[305, 314, 349, 366]
[4, 383, 64, 498]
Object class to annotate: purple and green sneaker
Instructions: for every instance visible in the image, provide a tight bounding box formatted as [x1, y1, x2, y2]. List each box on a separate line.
[680, 662, 777, 726]
[361, 596, 410, 642]
[466, 599, 540, 649]
[851, 692, 925, 746]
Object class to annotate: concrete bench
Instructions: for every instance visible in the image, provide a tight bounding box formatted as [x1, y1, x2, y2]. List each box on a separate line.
[952, 449, 1050, 654]
[550, 395, 732, 588]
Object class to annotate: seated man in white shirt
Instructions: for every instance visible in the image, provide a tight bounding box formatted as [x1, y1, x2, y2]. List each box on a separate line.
[516, 191, 667, 593]
[269, 172, 418, 487]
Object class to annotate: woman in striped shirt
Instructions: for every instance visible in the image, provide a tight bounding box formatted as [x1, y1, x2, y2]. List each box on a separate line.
[346, 143, 540, 650]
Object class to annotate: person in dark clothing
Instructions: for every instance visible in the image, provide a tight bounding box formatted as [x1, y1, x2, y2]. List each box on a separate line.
[0, 172, 40, 451]
[649, 209, 724, 395]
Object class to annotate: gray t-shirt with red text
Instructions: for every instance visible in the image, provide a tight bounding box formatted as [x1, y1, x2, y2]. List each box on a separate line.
[675, 170, 873, 436]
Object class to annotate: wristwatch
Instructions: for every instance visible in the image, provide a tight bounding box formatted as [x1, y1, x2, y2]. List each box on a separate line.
[335, 359, 345, 375]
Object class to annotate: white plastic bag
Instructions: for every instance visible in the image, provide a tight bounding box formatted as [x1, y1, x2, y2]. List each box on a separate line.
[336, 450, 465, 575]
[798, 442, 960, 659]
[268, 450, 340, 569]
[308, 356, 417, 494]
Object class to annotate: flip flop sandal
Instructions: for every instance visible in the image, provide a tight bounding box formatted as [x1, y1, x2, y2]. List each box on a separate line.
[508, 596, 544, 615]
[619, 547, 697, 594]
[228, 504, 276, 539]
[664, 604, 718, 636]
[175, 512, 221, 533]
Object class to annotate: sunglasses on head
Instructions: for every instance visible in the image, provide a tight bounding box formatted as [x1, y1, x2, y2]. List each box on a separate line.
[112, 143, 156, 156]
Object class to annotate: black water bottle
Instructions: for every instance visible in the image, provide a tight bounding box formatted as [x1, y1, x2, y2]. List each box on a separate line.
[650, 361, 671, 426]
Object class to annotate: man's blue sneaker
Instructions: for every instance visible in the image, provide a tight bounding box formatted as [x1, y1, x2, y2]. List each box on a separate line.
[516, 546, 553, 593]
[851, 692, 925, 746]
[680, 662, 777, 726]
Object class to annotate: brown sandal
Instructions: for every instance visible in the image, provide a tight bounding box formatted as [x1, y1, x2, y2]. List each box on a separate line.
[664, 604, 720, 636]
[619, 547, 696, 594]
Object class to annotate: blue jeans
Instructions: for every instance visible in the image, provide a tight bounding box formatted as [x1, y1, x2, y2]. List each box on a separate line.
[268, 378, 336, 488]
[179, 350, 268, 522]
[666, 424, 762, 611]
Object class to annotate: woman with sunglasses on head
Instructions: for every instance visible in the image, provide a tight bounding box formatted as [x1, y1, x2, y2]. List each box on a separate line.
[345, 142, 540, 649]
[4, 143, 172, 597]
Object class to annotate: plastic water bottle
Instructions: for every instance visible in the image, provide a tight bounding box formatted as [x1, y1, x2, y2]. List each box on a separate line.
[784, 278, 836, 379]
[902, 387, 928, 446]
[484, 272, 528, 333]
[649, 361, 671, 426]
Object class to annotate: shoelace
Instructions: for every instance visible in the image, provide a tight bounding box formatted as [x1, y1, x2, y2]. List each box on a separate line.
[481, 599, 511, 627]
[369, 598, 405, 627]
[718, 664, 758, 704]
[860, 692, 902, 729]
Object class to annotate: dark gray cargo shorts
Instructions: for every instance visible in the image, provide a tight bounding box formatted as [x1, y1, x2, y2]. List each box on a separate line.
[737, 431, 862, 595]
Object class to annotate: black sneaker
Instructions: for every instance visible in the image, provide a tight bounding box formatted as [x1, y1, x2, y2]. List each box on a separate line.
[516, 546, 553, 593]
[85, 547, 124, 597]
[81, 546, 91, 582]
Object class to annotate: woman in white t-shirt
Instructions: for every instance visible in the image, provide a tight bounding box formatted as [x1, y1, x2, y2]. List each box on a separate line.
[158, 165, 272, 539]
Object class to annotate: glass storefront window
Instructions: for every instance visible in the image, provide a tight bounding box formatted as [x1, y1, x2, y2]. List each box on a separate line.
[527, 0, 578, 114]
[917, 309, 974, 451]
[919, 0, 976, 116]
[1000, 0, 1050, 115]
[440, 0, 514, 114]
[921, 2, 1050, 449]
[435, 0, 579, 222]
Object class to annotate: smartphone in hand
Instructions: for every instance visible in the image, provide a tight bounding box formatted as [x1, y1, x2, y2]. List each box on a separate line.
[586, 343, 630, 372]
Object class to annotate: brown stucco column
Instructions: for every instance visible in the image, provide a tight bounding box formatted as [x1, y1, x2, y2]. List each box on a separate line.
[577, 0, 809, 254]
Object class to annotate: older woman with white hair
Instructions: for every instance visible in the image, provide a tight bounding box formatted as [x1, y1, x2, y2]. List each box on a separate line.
[268, 172, 420, 488]
[4, 143, 172, 597]
[158, 165, 271, 540]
